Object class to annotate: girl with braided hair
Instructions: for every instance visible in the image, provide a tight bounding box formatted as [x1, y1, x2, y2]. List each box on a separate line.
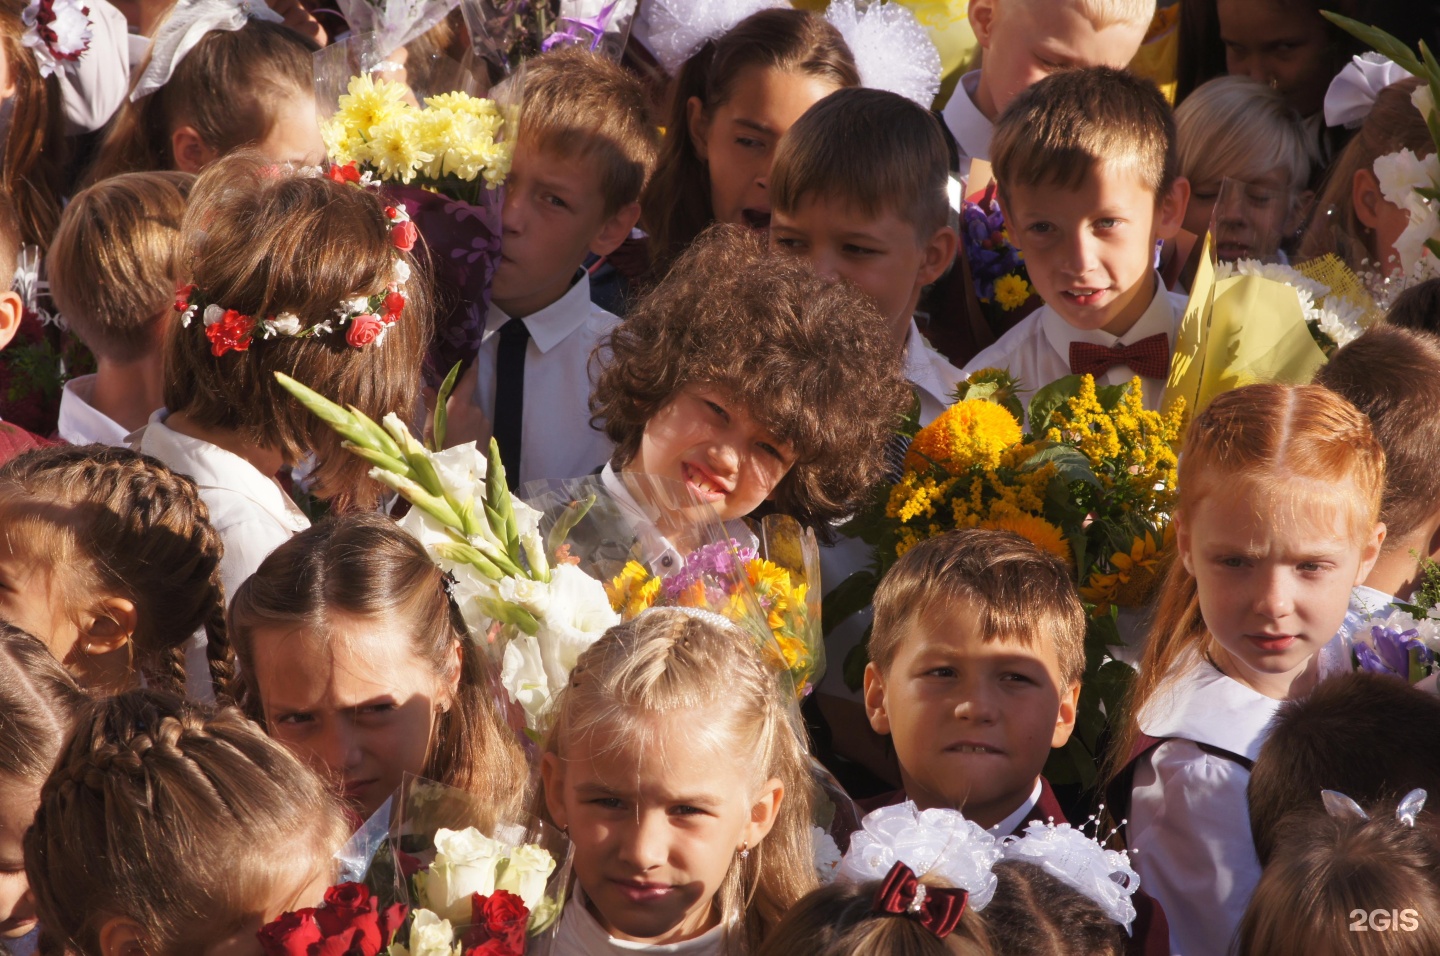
[23, 688, 350, 956]
[0, 443, 232, 699]
[0, 625, 87, 954]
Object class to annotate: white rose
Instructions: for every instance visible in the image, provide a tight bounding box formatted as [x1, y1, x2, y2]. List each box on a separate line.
[270, 312, 303, 336]
[424, 827, 504, 924]
[393, 258, 413, 285]
[500, 635, 552, 730]
[202, 304, 224, 326]
[340, 295, 372, 316]
[495, 844, 557, 911]
[392, 909, 458, 956]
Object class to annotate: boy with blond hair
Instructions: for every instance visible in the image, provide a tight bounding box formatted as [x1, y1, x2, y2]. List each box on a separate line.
[452, 46, 658, 488]
[944, 0, 1156, 185]
[962, 67, 1190, 410]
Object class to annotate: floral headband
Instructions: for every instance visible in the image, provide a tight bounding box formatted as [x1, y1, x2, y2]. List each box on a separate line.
[175, 173, 416, 358]
[22, 0, 92, 78]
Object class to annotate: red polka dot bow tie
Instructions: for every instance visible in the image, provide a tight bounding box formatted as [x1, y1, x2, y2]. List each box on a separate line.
[871, 861, 968, 938]
[1068, 333, 1170, 380]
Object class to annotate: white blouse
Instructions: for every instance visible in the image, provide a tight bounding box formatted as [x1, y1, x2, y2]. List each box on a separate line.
[534, 890, 731, 956]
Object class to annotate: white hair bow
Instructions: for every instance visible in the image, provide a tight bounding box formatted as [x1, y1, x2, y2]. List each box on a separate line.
[642, 0, 786, 76]
[130, 0, 284, 102]
[1324, 51, 1413, 129]
[837, 802, 1002, 911]
[824, 0, 940, 109]
[999, 820, 1141, 934]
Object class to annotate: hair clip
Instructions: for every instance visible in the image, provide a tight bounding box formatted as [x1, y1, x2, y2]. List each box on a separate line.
[1321, 788, 1429, 826]
[440, 570, 458, 600]
[872, 861, 967, 938]
[999, 807, 1139, 934]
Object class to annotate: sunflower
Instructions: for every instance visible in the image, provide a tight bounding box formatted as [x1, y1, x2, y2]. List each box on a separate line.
[905, 399, 1022, 475]
[978, 513, 1072, 566]
[1080, 528, 1173, 613]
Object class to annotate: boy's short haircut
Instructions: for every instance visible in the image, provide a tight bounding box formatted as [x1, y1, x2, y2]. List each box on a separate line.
[869, 529, 1086, 686]
[1385, 278, 1440, 337]
[520, 45, 659, 216]
[1247, 671, 1440, 866]
[0, 188, 21, 284]
[991, 67, 1177, 202]
[590, 224, 912, 537]
[771, 87, 949, 238]
[49, 172, 194, 364]
[1312, 325, 1440, 547]
[1175, 76, 1310, 192]
[1011, 0, 1155, 28]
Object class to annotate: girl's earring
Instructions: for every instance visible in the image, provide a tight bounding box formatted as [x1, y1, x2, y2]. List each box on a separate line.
[737, 842, 750, 860]
[561, 824, 570, 836]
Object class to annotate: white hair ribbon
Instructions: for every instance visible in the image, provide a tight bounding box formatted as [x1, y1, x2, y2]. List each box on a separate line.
[999, 821, 1141, 934]
[824, 0, 940, 109]
[130, 0, 284, 102]
[1324, 52, 1413, 129]
[641, 0, 786, 76]
[837, 802, 1002, 911]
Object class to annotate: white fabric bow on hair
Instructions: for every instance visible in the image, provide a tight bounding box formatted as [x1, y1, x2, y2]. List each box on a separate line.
[837, 802, 1002, 910]
[641, 0, 785, 76]
[130, 0, 284, 101]
[824, 0, 940, 108]
[1325, 51, 1414, 129]
[999, 821, 1141, 934]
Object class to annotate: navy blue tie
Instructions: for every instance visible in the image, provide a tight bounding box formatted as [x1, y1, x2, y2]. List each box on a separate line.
[492, 319, 530, 490]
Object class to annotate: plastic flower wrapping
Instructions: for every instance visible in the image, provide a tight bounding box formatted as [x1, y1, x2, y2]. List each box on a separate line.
[1210, 257, 1374, 354]
[1351, 606, 1440, 693]
[831, 370, 1184, 787]
[459, 0, 636, 84]
[1324, 16, 1440, 278]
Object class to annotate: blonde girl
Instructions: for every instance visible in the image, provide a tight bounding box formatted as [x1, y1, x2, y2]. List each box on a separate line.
[641, 8, 858, 271]
[228, 513, 529, 827]
[136, 151, 430, 596]
[25, 689, 350, 956]
[0, 444, 232, 699]
[1104, 383, 1386, 956]
[538, 608, 816, 954]
[0, 626, 87, 953]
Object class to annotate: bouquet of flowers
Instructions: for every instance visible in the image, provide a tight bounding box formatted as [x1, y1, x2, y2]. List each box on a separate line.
[1212, 256, 1373, 353]
[258, 883, 410, 956]
[277, 373, 619, 734]
[1350, 606, 1440, 693]
[831, 370, 1185, 786]
[602, 513, 825, 700]
[961, 193, 1035, 314]
[460, 0, 636, 81]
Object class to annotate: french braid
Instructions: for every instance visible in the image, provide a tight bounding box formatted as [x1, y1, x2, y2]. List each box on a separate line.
[0, 444, 232, 697]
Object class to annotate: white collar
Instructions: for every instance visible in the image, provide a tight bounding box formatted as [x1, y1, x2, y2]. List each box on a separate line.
[1351, 584, 1400, 617]
[905, 319, 963, 411]
[989, 778, 1044, 836]
[485, 271, 594, 354]
[559, 884, 729, 954]
[940, 70, 992, 166]
[133, 409, 309, 533]
[1040, 272, 1175, 359]
[600, 463, 686, 576]
[1138, 650, 1282, 762]
[57, 374, 132, 447]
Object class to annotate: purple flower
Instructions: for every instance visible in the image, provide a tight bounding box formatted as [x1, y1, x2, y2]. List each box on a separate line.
[661, 539, 757, 599]
[1355, 625, 1435, 682]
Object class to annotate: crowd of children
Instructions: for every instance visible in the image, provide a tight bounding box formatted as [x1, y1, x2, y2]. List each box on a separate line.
[2, 0, 1440, 954]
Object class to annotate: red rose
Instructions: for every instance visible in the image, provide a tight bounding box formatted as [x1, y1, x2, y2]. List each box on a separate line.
[383, 290, 406, 315]
[316, 883, 378, 945]
[328, 163, 361, 184]
[256, 908, 323, 956]
[395, 849, 424, 879]
[346, 313, 385, 349]
[173, 282, 196, 312]
[469, 890, 528, 951]
[206, 309, 254, 356]
[391, 220, 418, 252]
[463, 939, 524, 956]
[322, 882, 372, 915]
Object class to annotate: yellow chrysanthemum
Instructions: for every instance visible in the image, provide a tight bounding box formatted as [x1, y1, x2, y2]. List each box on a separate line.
[978, 513, 1072, 565]
[994, 274, 1033, 311]
[905, 399, 1022, 475]
[335, 74, 409, 137]
[367, 112, 433, 184]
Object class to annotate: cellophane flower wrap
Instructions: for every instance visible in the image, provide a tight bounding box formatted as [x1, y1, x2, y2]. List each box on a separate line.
[458, 0, 636, 84]
[276, 373, 619, 735]
[1324, 16, 1440, 278]
[830, 370, 1185, 787]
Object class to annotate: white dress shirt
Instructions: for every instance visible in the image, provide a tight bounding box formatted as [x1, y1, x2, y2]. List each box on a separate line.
[534, 888, 728, 955]
[963, 275, 1186, 411]
[1129, 651, 1281, 956]
[133, 410, 310, 600]
[599, 463, 755, 576]
[818, 322, 963, 702]
[474, 272, 617, 488]
[56, 374, 131, 447]
[988, 778, 1044, 837]
[940, 70, 991, 189]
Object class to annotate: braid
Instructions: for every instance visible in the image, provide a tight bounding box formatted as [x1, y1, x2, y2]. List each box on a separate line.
[0, 445, 231, 697]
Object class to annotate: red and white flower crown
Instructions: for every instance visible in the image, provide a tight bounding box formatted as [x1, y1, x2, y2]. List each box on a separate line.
[175, 166, 418, 358]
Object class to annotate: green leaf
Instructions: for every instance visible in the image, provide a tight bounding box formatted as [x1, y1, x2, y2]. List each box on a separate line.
[430, 360, 463, 453]
[842, 623, 874, 692]
[1320, 12, 1425, 75]
[1026, 443, 1102, 487]
[1094, 382, 1130, 411]
[433, 540, 506, 580]
[341, 441, 412, 477]
[822, 570, 879, 635]
[1027, 374, 1083, 434]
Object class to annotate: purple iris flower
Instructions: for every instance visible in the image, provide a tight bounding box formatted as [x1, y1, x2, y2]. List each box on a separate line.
[541, 0, 621, 52]
[1355, 625, 1435, 682]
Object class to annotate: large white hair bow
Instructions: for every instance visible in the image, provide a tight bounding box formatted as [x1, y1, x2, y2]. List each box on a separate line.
[130, 0, 284, 101]
[824, 0, 939, 108]
[837, 802, 1002, 911]
[999, 821, 1141, 934]
[642, 0, 786, 76]
[1325, 52, 1414, 129]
